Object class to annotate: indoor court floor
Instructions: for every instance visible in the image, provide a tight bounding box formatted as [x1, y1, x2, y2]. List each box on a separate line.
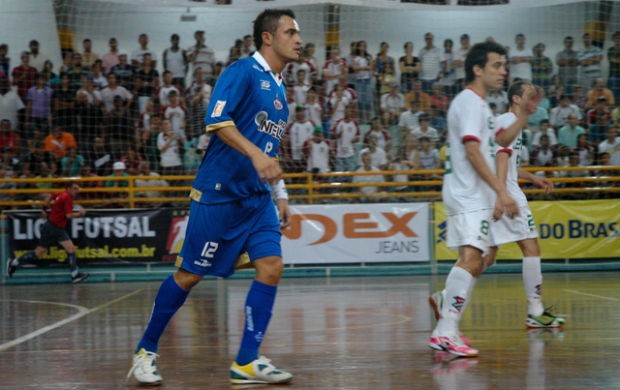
[1, 272, 619, 389]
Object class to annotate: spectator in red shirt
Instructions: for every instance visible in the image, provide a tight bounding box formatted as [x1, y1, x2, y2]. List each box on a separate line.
[0, 119, 20, 155]
[6, 181, 89, 283]
[11, 51, 37, 101]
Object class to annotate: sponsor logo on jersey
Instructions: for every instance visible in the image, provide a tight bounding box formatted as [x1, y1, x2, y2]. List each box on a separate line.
[211, 100, 226, 118]
[273, 98, 283, 110]
[261, 80, 271, 90]
[255, 110, 286, 140]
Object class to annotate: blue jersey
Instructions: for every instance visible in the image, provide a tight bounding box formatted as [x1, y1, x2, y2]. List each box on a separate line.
[189, 52, 288, 204]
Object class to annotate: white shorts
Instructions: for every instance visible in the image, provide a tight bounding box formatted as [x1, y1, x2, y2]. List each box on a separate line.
[446, 208, 493, 255]
[489, 204, 538, 246]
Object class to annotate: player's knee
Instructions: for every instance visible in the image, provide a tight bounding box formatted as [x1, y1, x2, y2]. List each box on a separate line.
[173, 269, 202, 291]
[254, 256, 283, 285]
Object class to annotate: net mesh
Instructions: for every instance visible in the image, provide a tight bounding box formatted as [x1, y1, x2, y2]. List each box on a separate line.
[0, 0, 617, 205]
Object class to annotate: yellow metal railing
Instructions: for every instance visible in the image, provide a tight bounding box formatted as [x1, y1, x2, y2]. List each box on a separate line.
[0, 166, 618, 209]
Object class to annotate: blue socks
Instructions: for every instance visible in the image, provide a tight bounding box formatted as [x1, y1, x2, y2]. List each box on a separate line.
[235, 280, 277, 365]
[136, 275, 189, 353]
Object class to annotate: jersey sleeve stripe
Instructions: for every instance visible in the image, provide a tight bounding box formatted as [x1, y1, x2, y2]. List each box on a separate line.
[206, 120, 236, 133]
[494, 127, 505, 137]
[497, 147, 513, 155]
[461, 135, 480, 143]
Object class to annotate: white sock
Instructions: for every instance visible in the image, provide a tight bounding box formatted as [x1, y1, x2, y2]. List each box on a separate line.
[523, 256, 544, 316]
[435, 266, 474, 336]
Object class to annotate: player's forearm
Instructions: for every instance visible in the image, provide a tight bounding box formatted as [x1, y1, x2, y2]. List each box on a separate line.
[496, 152, 510, 185]
[466, 144, 505, 195]
[517, 168, 536, 182]
[215, 125, 265, 159]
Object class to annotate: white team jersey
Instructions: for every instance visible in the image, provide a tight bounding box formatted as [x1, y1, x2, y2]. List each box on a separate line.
[442, 88, 497, 214]
[495, 112, 528, 206]
[289, 120, 315, 161]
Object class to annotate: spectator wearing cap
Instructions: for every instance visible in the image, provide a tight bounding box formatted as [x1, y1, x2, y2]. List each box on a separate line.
[380, 81, 405, 126]
[11, 51, 37, 102]
[104, 160, 130, 206]
[586, 78, 615, 108]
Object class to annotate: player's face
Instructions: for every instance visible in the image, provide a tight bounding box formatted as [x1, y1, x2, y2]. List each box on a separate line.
[479, 52, 507, 90]
[271, 16, 303, 63]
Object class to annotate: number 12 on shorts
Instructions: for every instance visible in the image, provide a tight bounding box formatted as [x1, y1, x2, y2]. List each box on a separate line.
[201, 242, 219, 258]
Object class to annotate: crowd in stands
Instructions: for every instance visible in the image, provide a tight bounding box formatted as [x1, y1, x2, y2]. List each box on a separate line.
[0, 30, 619, 207]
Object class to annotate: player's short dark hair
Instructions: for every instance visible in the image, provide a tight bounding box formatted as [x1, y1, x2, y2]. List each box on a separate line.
[507, 80, 531, 107]
[253, 9, 296, 51]
[465, 41, 507, 83]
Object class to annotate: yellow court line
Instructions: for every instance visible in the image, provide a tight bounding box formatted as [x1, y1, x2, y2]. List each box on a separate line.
[0, 289, 144, 352]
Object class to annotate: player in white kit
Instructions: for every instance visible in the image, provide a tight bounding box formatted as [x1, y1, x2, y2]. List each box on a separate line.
[486, 81, 565, 328]
[428, 42, 536, 357]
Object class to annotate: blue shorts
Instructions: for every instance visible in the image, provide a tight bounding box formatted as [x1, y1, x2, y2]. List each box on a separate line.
[177, 193, 281, 278]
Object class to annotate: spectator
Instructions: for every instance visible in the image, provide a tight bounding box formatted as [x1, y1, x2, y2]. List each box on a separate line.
[240, 34, 255, 58]
[586, 96, 611, 126]
[75, 78, 104, 146]
[597, 126, 620, 166]
[283, 106, 314, 173]
[66, 52, 90, 91]
[90, 60, 108, 90]
[322, 47, 348, 96]
[428, 105, 447, 137]
[399, 41, 421, 94]
[28, 40, 48, 72]
[439, 39, 456, 97]
[550, 94, 581, 128]
[556, 36, 579, 94]
[331, 106, 360, 174]
[60, 146, 85, 177]
[487, 88, 509, 114]
[509, 33, 533, 82]
[452, 34, 471, 92]
[111, 51, 136, 90]
[186, 70, 212, 139]
[12, 51, 37, 102]
[352, 150, 385, 203]
[573, 133, 594, 166]
[532, 119, 558, 148]
[80, 38, 99, 70]
[607, 31, 620, 103]
[380, 82, 405, 125]
[162, 33, 188, 90]
[326, 82, 352, 128]
[104, 95, 135, 157]
[304, 88, 322, 129]
[572, 85, 589, 113]
[586, 78, 614, 108]
[363, 116, 392, 152]
[531, 42, 553, 91]
[161, 90, 187, 138]
[0, 43, 9, 75]
[26, 73, 53, 137]
[292, 69, 310, 105]
[411, 113, 440, 146]
[104, 161, 130, 206]
[101, 37, 120, 74]
[588, 109, 612, 145]
[131, 33, 158, 68]
[101, 73, 133, 113]
[40, 60, 59, 87]
[358, 134, 388, 170]
[429, 82, 450, 114]
[578, 33, 603, 91]
[557, 114, 586, 148]
[0, 73, 24, 128]
[52, 72, 77, 131]
[158, 71, 180, 107]
[302, 126, 331, 174]
[187, 30, 216, 81]
[135, 53, 159, 113]
[530, 134, 557, 166]
[375, 42, 396, 100]
[404, 79, 431, 113]
[350, 40, 374, 123]
[43, 125, 77, 159]
[419, 32, 442, 93]
[0, 119, 20, 156]
[87, 136, 114, 176]
[135, 160, 169, 205]
[119, 145, 144, 173]
[399, 99, 424, 146]
[157, 118, 184, 189]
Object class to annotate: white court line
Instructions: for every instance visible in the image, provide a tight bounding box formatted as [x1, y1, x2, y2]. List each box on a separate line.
[0, 289, 144, 352]
[564, 289, 620, 302]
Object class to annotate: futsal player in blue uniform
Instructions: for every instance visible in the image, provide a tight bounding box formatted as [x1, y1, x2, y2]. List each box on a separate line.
[127, 9, 303, 385]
